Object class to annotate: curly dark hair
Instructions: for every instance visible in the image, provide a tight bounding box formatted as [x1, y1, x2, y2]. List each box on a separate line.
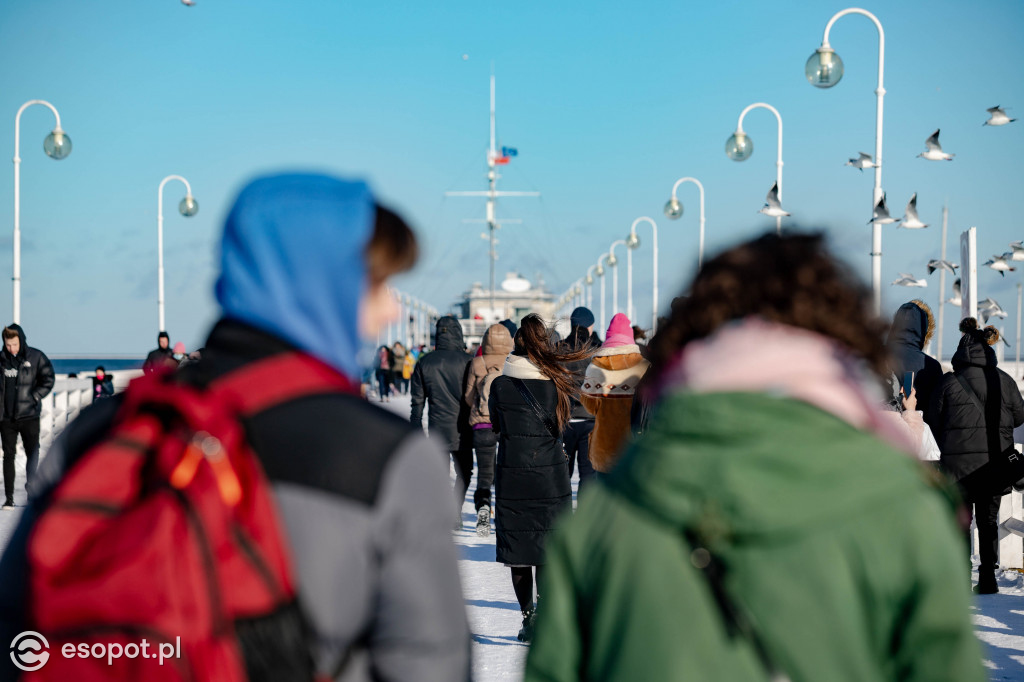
[647, 232, 889, 382]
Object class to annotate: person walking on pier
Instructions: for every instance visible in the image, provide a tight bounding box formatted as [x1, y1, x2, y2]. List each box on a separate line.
[0, 174, 470, 681]
[488, 314, 590, 642]
[143, 330, 177, 374]
[463, 322, 514, 535]
[410, 315, 474, 526]
[0, 324, 53, 509]
[559, 307, 599, 488]
[526, 233, 984, 682]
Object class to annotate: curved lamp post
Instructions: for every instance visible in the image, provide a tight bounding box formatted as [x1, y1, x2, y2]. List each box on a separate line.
[807, 7, 886, 314]
[586, 265, 598, 310]
[627, 216, 659, 332]
[13, 100, 71, 323]
[157, 175, 199, 333]
[607, 239, 627, 318]
[595, 255, 607, 331]
[664, 177, 706, 270]
[726, 102, 784, 236]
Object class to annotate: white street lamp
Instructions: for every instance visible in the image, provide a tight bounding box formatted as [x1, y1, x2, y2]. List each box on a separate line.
[586, 264, 598, 310]
[157, 175, 199, 333]
[608, 240, 627, 317]
[595, 255, 607, 331]
[808, 7, 886, 314]
[627, 216, 659, 333]
[664, 177, 706, 270]
[13, 100, 71, 323]
[727, 103, 784, 236]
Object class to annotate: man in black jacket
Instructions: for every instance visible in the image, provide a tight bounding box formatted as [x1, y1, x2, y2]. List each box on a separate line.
[411, 316, 474, 524]
[0, 324, 54, 508]
[560, 307, 598, 488]
[143, 331, 177, 375]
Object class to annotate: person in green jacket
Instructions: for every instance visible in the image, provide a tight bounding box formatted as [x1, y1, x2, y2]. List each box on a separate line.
[525, 233, 985, 682]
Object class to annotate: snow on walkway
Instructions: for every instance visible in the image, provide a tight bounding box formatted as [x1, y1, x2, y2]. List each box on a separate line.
[0, 391, 1016, 680]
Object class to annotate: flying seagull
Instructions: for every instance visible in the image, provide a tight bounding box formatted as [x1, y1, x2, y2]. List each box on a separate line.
[984, 106, 1016, 127]
[948, 278, 962, 307]
[927, 259, 958, 275]
[978, 298, 1008, 324]
[891, 273, 927, 288]
[899, 193, 928, 229]
[983, 253, 1016, 276]
[181, 0, 195, 4]
[918, 129, 954, 161]
[758, 182, 790, 218]
[1008, 241, 1024, 261]
[845, 152, 877, 171]
[869, 193, 899, 225]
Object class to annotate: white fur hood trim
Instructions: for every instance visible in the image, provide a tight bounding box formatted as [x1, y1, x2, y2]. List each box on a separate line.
[594, 343, 642, 358]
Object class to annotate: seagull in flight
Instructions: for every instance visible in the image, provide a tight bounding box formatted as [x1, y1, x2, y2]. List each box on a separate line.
[984, 106, 1015, 127]
[758, 182, 790, 218]
[918, 129, 954, 161]
[978, 298, 1008, 324]
[845, 152, 877, 171]
[181, 0, 195, 4]
[869, 193, 899, 225]
[984, 253, 1016, 276]
[892, 273, 927, 288]
[1008, 241, 1024, 261]
[899, 193, 928, 229]
[948, 278, 962, 307]
[927, 259, 958, 275]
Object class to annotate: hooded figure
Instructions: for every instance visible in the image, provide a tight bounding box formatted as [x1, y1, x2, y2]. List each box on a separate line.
[411, 315, 475, 520]
[886, 300, 941, 426]
[143, 331, 177, 375]
[0, 174, 470, 680]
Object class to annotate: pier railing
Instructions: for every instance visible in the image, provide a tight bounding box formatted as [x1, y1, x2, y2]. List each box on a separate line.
[40, 377, 95, 449]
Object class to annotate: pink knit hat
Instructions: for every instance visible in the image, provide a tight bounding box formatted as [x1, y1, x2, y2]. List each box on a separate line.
[603, 313, 634, 348]
[173, 342, 186, 354]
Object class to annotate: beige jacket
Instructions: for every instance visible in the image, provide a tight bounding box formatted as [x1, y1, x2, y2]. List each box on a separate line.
[463, 324, 514, 426]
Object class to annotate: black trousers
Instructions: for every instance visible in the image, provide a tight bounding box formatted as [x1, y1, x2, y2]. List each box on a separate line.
[472, 428, 498, 510]
[563, 420, 596, 489]
[1, 418, 40, 501]
[966, 492, 1003, 572]
[448, 447, 474, 509]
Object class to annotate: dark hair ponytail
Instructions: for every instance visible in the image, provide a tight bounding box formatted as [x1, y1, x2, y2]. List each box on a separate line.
[516, 314, 593, 431]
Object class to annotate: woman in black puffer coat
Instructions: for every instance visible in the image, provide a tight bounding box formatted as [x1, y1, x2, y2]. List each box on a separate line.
[928, 318, 1024, 593]
[488, 314, 590, 642]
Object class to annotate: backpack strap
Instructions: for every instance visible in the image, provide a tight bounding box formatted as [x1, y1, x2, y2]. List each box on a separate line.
[954, 374, 986, 416]
[510, 377, 561, 440]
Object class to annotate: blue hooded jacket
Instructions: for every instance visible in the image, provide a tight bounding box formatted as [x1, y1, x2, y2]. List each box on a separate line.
[215, 173, 374, 379]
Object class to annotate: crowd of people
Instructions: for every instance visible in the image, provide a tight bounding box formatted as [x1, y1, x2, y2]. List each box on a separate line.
[0, 171, 1016, 681]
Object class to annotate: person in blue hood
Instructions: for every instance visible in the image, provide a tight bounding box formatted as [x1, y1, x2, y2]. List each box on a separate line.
[0, 173, 471, 682]
[886, 299, 942, 429]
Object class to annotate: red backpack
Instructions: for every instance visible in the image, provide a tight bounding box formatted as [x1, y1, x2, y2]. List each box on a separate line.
[24, 352, 356, 682]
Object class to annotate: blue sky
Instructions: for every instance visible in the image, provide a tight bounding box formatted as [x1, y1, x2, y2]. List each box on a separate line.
[0, 0, 1022, 356]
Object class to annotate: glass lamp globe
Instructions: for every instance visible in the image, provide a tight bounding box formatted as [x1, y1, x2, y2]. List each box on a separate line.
[664, 198, 683, 220]
[43, 130, 72, 160]
[725, 132, 753, 161]
[805, 47, 843, 88]
[179, 196, 199, 217]
[585, 274, 594, 285]
[626, 233, 640, 249]
[595, 263, 605, 277]
[606, 253, 618, 267]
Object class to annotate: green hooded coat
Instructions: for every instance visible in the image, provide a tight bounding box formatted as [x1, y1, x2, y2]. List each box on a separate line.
[524, 391, 985, 682]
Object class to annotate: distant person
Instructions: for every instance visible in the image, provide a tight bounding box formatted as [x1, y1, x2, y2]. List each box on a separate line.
[581, 313, 650, 474]
[0, 173, 470, 680]
[488, 314, 590, 642]
[410, 316, 474, 526]
[143, 331, 177, 374]
[0, 324, 54, 509]
[172, 341, 187, 363]
[463, 322, 514, 535]
[374, 344, 395, 402]
[887, 300, 942, 428]
[929, 318, 1024, 594]
[91, 366, 114, 400]
[525, 233, 985, 682]
[499, 318, 518, 339]
[559, 307, 599, 488]
[391, 341, 408, 394]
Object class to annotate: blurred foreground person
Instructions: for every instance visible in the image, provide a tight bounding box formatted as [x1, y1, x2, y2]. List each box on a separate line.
[489, 314, 589, 642]
[0, 174, 469, 682]
[928, 318, 1024, 594]
[525, 233, 984, 682]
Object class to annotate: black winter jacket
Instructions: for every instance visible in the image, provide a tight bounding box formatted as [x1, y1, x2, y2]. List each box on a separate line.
[559, 326, 597, 421]
[489, 355, 572, 566]
[143, 347, 177, 375]
[929, 335, 1024, 484]
[0, 324, 54, 421]
[887, 301, 942, 427]
[410, 316, 473, 452]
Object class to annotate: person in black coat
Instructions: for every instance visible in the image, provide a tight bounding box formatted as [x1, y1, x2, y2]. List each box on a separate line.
[143, 331, 177, 375]
[0, 324, 54, 508]
[886, 300, 942, 428]
[91, 366, 115, 400]
[410, 316, 474, 521]
[929, 318, 1024, 593]
[488, 314, 591, 642]
[558, 307, 599, 488]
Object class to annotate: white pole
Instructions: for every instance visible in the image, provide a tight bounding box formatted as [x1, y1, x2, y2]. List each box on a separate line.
[1016, 283, 1022, 378]
[937, 203, 948, 362]
[157, 175, 193, 333]
[821, 8, 885, 315]
[670, 177, 706, 270]
[599, 263, 606, 331]
[961, 227, 978, 322]
[629, 217, 659, 333]
[735, 103, 784, 236]
[13, 100, 64, 324]
[609, 240, 626, 316]
[626, 246, 633, 321]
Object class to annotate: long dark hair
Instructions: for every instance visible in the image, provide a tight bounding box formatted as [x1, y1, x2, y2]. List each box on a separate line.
[516, 314, 593, 431]
[648, 232, 888, 383]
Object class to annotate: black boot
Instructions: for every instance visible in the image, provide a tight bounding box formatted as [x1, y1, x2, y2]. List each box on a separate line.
[517, 606, 536, 643]
[974, 569, 998, 595]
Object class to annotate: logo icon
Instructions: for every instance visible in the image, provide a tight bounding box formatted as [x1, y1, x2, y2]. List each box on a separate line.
[11, 631, 49, 671]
